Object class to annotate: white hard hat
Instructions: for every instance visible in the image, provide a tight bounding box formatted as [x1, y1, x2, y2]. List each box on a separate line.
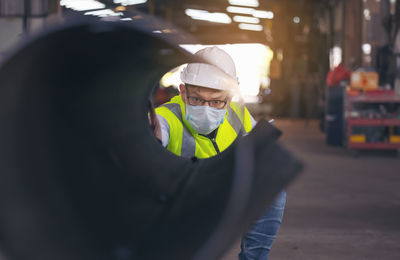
[181, 46, 239, 91]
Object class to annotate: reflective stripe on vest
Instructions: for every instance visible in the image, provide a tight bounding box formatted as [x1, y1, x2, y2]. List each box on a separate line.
[163, 103, 196, 157]
[155, 95, 252, 159]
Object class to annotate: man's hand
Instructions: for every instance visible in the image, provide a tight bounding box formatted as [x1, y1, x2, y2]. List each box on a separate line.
[148, 101, 162, 143]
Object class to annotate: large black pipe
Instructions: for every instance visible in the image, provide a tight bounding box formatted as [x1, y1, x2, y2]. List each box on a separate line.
[0, 20, 302, 260]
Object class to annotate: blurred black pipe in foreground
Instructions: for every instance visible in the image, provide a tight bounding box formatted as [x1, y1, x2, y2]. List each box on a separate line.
[0, 18, 302, 260]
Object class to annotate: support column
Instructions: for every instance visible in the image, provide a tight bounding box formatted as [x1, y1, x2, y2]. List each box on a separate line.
[344, 0, 363, 69]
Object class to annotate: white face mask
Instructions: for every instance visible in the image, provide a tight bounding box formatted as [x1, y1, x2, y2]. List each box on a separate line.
[185, 104, 227, 135]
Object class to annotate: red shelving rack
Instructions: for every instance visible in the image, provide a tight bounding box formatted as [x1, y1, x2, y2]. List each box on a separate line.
[345, 91, 400, 153]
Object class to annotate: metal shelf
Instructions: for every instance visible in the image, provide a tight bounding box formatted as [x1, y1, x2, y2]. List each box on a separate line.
[347, 118, 400, 126]
[345, 92, 400, 151]
[348, 142, 400, 149]
[347, 93, 400, 103]
[383, 119, 400, 125]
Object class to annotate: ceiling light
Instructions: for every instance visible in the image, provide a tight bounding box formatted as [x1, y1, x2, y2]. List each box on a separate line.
[362, 43, 372, 55]
[60, 0, 105, 11]
[329, 46, 342, 70]
[227, 6, 274, 20]
[84, 9, 123, 17]
[228, 0, 259, 8]
[226, 6, 255, 15]
[293, 16, 300, 23]
[364, 9, 371, 20]
[233, 15, 260, 24]
[185, 9, 207, 16]
[185, 8, 232, 24]
[238, 23, 263, 31]
[253, 10, 274, 19]
[113, 0, 147, 6]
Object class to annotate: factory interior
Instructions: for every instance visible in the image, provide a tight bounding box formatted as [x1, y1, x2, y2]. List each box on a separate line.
[0, 0, 400, 260]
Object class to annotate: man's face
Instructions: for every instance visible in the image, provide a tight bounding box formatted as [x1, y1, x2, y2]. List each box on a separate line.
[179, 84, 231, 109]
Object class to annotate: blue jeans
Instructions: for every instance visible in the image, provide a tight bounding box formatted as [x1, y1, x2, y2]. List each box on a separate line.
[239, 190, 287, 260]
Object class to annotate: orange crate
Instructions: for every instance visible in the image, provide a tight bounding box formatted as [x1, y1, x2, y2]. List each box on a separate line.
[351, 71, 379, 90]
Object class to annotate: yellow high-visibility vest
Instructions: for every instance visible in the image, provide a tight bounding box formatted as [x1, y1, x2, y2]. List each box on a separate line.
[155, 95, 253, 159]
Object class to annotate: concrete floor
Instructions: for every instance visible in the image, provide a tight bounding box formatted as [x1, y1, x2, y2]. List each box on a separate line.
[221, 119, 400, 260]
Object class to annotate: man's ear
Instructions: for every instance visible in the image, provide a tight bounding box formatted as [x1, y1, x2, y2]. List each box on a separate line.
[179, 84, 187, 104]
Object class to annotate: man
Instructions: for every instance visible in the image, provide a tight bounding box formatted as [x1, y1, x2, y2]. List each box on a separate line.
[154, 46, 286, 259]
